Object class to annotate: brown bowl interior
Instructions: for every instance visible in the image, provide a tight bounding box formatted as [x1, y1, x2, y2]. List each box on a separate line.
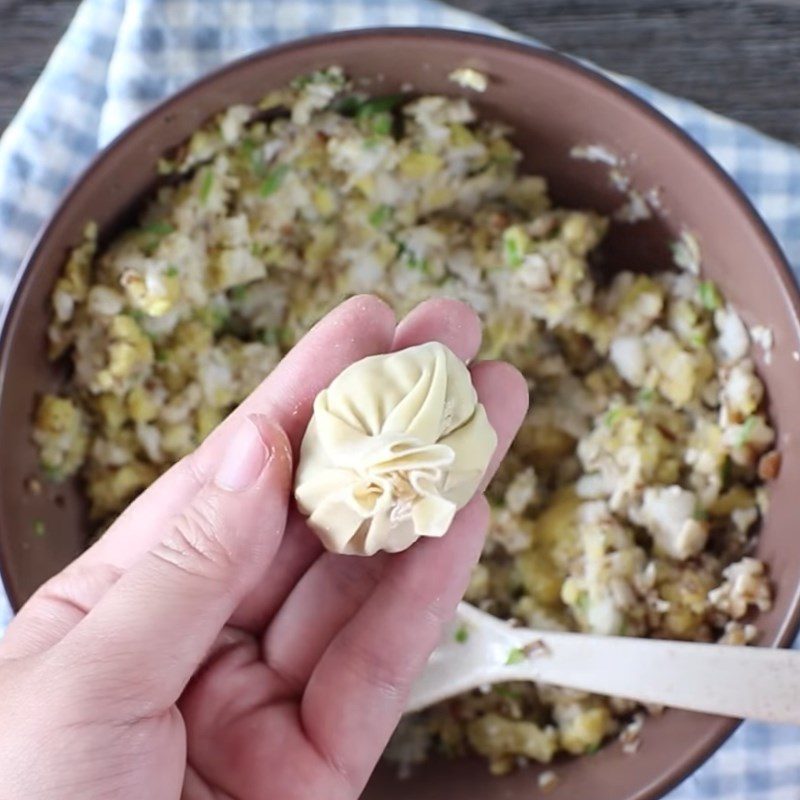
[2, 29, 800, 800]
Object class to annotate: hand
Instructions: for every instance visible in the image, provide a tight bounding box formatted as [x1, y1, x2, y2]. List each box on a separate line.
[0, 296, 528, 800]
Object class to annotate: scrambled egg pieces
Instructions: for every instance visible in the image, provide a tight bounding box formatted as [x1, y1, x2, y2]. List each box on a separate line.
[35, 67, 778, 774]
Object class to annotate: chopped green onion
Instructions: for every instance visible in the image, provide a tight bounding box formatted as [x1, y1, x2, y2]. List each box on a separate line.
[698, 280, 722, 311]
[241, 137, 266, 176]
[693, 504, 708, 521]
[586, 742, 602, 755]
[494, 685, 522, 701]
[637, 387, 655, 403]
[406, 253, 431, 274]
[355, 94, 405, 118]
[368, 111, 393, 137]
[604, 407, 622, 428]
[291, 69, 344, 90]
[165, 265, 179, 278]
[155, 348, 169, 363]
[491, 152, 516, 167]
[369, 204, 393, 228]
[332, 95, 363, 116]
[261, 326, 291, 347]
[505, 647, 526, 666]
[738, 415, 757, 447]
[199, 169, 215, 204]
[454, 625, 469, 644]
[143, 221, 175, 236]
[210, 308, 230, 331]
[126, 308, 146, 324]
[230, 285, 248, 301]
[291, 73, 315, 89]
[42, 465, 61, 482]
[502, 227, 528, 268]
[575, 591, 590, 615]
[33, 520, 46, 537]
[260, 164, 290, 197]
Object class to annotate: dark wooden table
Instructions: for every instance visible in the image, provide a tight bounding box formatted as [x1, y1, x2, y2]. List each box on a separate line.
[2, 0, 800, 144]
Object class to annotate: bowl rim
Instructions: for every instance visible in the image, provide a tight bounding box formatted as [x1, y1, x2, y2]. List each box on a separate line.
[1, 25, 799, 800]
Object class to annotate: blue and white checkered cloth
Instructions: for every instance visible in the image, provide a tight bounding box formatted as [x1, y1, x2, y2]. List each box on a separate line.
[1, 2, 800, 796]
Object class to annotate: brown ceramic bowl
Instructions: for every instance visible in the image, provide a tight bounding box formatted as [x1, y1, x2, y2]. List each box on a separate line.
[1, 27, 799, 800]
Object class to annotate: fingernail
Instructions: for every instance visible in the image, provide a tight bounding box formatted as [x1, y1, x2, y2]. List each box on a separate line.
[215, 416, 270, 492]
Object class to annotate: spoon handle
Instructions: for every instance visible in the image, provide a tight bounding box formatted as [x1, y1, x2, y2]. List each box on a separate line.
[493, 631, 800, 724]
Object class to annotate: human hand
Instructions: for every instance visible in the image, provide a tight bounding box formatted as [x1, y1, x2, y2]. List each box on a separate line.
[0, 296, 528, 800]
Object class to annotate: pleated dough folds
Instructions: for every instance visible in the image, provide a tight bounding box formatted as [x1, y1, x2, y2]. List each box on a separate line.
[294, 342, 497, 555]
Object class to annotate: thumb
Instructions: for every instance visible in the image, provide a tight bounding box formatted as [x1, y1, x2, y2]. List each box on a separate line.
[56, 414, 292, 712]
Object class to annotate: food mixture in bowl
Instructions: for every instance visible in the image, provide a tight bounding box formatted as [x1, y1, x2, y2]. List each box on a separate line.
[33, 67, 779, 775]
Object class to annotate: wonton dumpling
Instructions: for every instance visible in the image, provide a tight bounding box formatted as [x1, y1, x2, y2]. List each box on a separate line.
[294, 342, 497, 556]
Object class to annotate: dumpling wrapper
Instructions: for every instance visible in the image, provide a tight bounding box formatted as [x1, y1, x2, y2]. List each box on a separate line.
[294, 341, 497, 556]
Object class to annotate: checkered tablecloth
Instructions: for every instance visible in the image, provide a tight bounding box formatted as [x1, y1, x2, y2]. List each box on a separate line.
[1, 2, 800, 796]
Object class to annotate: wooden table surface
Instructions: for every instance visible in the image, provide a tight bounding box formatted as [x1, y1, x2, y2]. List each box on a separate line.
[1, 0, 800, 144]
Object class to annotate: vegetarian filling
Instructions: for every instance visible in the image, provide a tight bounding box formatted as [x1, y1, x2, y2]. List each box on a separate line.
[33, 67, 778, 775]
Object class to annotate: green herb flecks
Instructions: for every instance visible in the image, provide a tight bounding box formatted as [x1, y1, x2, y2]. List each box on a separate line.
[261, 326, 291, 348]
[209, 308, 230, 332]
[604, 407, 623, 428]
[494, 685, 522, 701]
[165, 265, 179, 278]
[369, 204, 393, 228]
[240, 136, 267, 177]
[230, 284, 248, 301]
[575, 591, 590, 615]
[367, 111, 393, 137]
[290, 69, 345, 91]
[502, 226, 528, 268]
[33, 520, 46, 537]
[260, 164, 290, 197]
[698, 280, 723, 311]
[454, 625, 469, 644]
[291, 73, 315, 89]
[356, 94, 405, 118]
[738, 415, 757, 447]
[42, 465, 62, 482]
[126, 308, 147, 324]
[405, 253, 431, 274]
[505, 647, 527, 666]
[199, 169, 215, 204]
[637, 387, 655, 404]
[143, 221, 175, 237]
[332, 95, 363, 116]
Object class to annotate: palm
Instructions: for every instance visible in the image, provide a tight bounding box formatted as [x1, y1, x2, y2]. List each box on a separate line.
[181, 627, 345, 799]
[179, 508, 474, 799]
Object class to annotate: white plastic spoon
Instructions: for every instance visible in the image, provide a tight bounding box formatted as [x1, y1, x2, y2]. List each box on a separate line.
[407, 601, 800, 723]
